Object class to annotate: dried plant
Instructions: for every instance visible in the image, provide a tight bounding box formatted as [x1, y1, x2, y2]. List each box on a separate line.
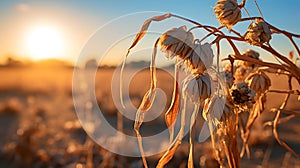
[120, 0, 300, 167]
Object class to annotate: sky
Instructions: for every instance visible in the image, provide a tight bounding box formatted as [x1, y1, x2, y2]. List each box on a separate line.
[0, 0, 299, 66]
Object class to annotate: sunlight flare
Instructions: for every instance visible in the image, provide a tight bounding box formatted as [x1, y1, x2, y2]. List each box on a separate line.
[25, 25, 64, 60]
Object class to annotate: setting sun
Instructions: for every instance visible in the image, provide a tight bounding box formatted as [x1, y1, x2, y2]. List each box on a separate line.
[25, 25, 64, 60]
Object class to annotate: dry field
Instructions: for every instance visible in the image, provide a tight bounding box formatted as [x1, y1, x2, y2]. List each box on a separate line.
[0, 62, 299, 167]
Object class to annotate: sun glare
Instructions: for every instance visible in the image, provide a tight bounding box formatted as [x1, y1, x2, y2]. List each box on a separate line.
[26, 25, 64, 60]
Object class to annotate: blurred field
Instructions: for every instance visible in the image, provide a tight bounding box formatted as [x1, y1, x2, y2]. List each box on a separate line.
[0, 61, 300, 167]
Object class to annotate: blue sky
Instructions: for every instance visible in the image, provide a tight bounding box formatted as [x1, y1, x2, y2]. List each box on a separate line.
[0, 0, 299, 65]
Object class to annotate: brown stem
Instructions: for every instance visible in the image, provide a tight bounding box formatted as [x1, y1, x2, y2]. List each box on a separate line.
[230, 29, 244, 39]
[273, 76, 300, 158]
[268, 23, 300, 38]
[227, 52, 300, 84]
[261, 45, 300, 73]
[254, 0, 264, 18]
[280, 109, 300, 116]
[257, 67, 291, 76]
[267, 90, 300, 95]
[288, 36, 300, 59]
[239, 0, 247, 8]
[219, 30, 300, 83]
[171, 14, 300, 82]
[172, 14, 216, 34]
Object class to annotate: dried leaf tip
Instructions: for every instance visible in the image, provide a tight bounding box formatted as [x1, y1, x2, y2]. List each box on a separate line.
[129, 13, 172, 51]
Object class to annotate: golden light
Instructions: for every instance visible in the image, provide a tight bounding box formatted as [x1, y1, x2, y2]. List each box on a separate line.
[26, 25, 64, 60]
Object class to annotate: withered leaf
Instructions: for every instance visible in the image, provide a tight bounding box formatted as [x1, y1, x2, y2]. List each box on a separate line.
[165, 65, 180, 142]
[157, 97, 188, 168]
[139, 89, 156, 112]
[188, 105, 199, 168]
[156, 140, 181, 168]
[128, 13, 172, 51]
[165, 83, 180, 125]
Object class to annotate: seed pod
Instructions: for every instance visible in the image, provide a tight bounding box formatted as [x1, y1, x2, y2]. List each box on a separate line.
[223, 63, 234, 72]
[234, 66, 250, 83]
[245, 19, 272, 46]
[230, 82, 256, 108]
[185, 43, 214, 75]
[220, 70, 233, 87]
[183, 73, 212, 104]
[241, 49, 260, 67]
[202, 95, 225, 121]
[245, 71, 271, 94]
[214, 0, 241, 30]
[159, 26, 194, 59]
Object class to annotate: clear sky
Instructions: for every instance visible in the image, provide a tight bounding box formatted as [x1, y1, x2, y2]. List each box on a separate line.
[0, 0, 299, 65]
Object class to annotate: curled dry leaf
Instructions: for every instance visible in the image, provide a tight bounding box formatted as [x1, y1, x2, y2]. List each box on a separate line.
[129, 13, 172, 51]
[188, 104, 200, 168]
[132, 40, 159, 168]
[133, 89, 156, 168]
[138, 89, 156, 113]
[156, 141, 181, 168]
[120, 14, 171, 108]
[240, 94, 265, 158]
[165, 65, 180, 142]
[157, 98, 188, 168]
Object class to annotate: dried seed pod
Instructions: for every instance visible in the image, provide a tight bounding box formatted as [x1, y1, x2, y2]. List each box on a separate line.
[185, 43, 214, 75]
[230, 82, 256, 108]
[234, 65, 251, 83]
[222, 63, 234, 87]
[214, 0, 241, 30]
[221, 70, 233, 87]
[245, 71, 271, 94]
[159, 26, 194, 59]
[202, 95, 225, 121]
[245, 19, 272, 46]
[223, 63, 234, 72]
[183, 73, 212, 104]
[241, 49, 260, 67]
[243, 49, 260, 60]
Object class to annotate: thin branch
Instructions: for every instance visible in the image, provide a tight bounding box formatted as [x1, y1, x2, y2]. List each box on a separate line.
[267, 90, 300, 95]
[268, 23, 300, 38]
[264, 114, 299, 126]
[254, 0, 264, 18]
[261, 45, 300, 73]
[239, 0, 247, 8]
[230, 29, 244, 39]
[256, 67, 291, 76]
[288, 36, 300, 59]
[273, 76, 300, 158]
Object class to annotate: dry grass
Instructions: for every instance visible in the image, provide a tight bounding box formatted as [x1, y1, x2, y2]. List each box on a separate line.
[0, 60, 299, 167]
